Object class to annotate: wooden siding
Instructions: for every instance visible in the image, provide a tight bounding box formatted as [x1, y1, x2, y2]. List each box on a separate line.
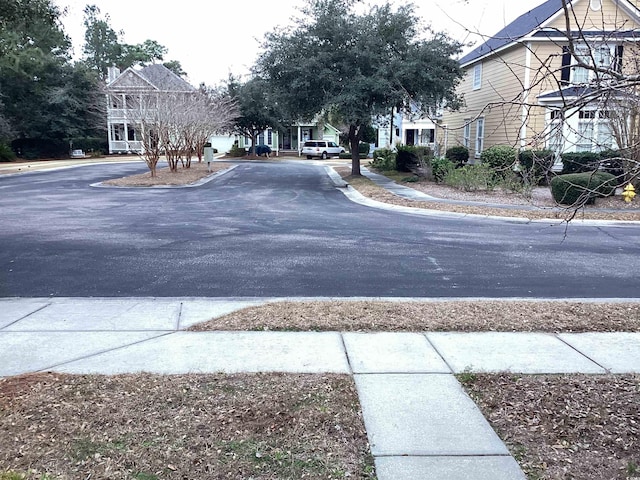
[545, 0, 637, 31]
[442, 46, 527, 157]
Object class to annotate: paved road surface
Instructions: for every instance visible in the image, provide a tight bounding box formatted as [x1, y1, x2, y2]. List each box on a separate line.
[1, 161, 639, 298]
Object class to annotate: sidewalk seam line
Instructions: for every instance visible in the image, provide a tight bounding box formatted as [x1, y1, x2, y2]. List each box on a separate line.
[33, 332, 175, 374]
[339, 333, 354, 375]
[423, 333, 455, 373]
[176, 301, 184, 331]
[1, 302, 52, 331]
[554, 334, 611, 373]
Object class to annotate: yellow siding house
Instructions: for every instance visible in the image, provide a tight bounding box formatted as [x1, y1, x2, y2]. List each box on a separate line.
[441, 0, 640, 161]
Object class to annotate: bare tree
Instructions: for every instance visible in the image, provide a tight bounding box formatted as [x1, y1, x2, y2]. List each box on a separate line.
[127, 89, 237, 176]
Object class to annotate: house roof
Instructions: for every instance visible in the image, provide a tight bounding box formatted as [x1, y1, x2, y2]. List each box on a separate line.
[459, 0, 563, 66]
[106, 64, 194, 92]
[137, 64, 195, 92]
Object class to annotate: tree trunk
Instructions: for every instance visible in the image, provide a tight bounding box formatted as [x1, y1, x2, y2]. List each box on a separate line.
[349, 124, 362, 176]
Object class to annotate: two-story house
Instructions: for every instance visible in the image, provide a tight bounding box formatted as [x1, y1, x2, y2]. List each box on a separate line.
[440, 0, 640, 161]
[105, 64, 196, 154]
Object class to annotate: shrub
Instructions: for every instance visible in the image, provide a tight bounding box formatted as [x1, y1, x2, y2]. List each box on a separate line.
[431, 157, 455, 183]
[560, 151, 601, 174]
[0, 143, 16, 162]
[395, 145, 433, 173]
[550, 172, 616, 205]
[445, 145, 469, 167]
[339, 153, 367, 159]
[369, 148, 396, 171]
[598, 149, 625, 178]
[444, 164, 497, 192]
[358, 142, 371, 155]
[11, 138, 68, 159]
[71, 137, 108, 155]
[228, 143, 247, 157]
[518, 149, 556, 185]
[480, 145, 518, 174]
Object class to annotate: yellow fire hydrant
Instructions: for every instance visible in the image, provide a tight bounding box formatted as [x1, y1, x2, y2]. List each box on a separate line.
[622, 183, 636, 203]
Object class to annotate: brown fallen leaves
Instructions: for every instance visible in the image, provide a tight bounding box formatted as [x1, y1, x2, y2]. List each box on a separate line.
[460, 373, 640, 480]
[0, 373, 374, 479]
[188, 300, 640, 333]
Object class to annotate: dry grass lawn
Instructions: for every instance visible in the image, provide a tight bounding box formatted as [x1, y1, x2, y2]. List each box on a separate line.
[189, 300, 640, 333]
[0, 373, 373, 480]
[460, 373, 640, 480]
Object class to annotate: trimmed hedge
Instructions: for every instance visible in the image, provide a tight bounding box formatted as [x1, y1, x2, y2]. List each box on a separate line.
[560, 151, 601, 174]
[369, 148, 396, 171]
[550, 172, 616, 205]
[339, 153, 368, 159]
[445, 145, 469, 167]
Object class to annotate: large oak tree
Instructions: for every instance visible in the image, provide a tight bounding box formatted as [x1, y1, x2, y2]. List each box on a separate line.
[256, 0, 463, 175]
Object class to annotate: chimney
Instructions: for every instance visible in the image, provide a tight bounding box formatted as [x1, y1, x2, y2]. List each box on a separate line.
[107, 66, 121, 83]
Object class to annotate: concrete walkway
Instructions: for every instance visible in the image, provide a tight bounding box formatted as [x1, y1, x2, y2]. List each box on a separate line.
[2, 297, 639, 479]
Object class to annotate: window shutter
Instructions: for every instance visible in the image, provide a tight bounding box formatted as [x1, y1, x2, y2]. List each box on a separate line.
[615, 45, 624, 73]
[561, 46, 571, 85]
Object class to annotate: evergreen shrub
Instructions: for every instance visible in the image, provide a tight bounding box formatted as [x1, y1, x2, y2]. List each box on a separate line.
[445, 145, 469, 166]
[550, 172, 616, 205]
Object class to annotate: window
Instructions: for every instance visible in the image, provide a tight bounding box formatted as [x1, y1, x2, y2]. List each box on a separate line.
[576, 110, 615, 152]
[571, 44, 617, 84]
[473, 63, 482, 90]
[462, 120, 471, 148]
[548, 110, 564, 153]
[267, 129, 273, 145]
[475, 118, 485, 157]
[110, 124, 125, 141]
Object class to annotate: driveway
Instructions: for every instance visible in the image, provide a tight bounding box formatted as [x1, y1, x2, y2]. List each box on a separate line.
[1, 161, 639, 298]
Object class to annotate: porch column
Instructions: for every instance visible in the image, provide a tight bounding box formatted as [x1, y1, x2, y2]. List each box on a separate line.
[297, 125, 302, 155]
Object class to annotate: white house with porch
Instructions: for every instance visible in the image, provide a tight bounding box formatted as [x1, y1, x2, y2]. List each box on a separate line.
[105, 64, 195, 154]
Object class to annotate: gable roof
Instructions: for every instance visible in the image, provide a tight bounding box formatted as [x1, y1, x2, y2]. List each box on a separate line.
[459, 0, 563, 66]
[106, 64, 194, 92]
[137, 64, 195, 92]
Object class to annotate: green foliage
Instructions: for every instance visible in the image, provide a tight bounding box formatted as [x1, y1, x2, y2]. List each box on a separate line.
[339, 153, 367, 159]
[257, 0, 463, 174]
[431, 157, 455, 183]
[228, 143, 247, 157]
[518, 149, 556, 185]
[396, 145, 432, 172]
[550, 172, 617, 205]
[444, 164, 497, 191]
[227, 76, 282, 147]
[369, 148, 396, 171]
[11, 138, 68, 159]
[71, 137, 108, 155]
[560, 151, 601, 174]
[445, 145, 469, 166]
[0, 143, 16, 162]
[480, 145, 518, 173]
[358, 142, 370, 155]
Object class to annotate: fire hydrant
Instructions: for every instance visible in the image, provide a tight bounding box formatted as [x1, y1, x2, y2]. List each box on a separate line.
[622, 183, 636, 203]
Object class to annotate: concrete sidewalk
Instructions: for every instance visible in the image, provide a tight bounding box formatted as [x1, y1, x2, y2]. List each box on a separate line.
[2, 297, 639, 480]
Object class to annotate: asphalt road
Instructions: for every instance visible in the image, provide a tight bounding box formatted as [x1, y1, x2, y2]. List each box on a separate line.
[1, 161, 639, 298]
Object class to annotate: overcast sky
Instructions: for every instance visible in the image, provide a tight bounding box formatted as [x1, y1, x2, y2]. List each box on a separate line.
[53, 0, 542, 86]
